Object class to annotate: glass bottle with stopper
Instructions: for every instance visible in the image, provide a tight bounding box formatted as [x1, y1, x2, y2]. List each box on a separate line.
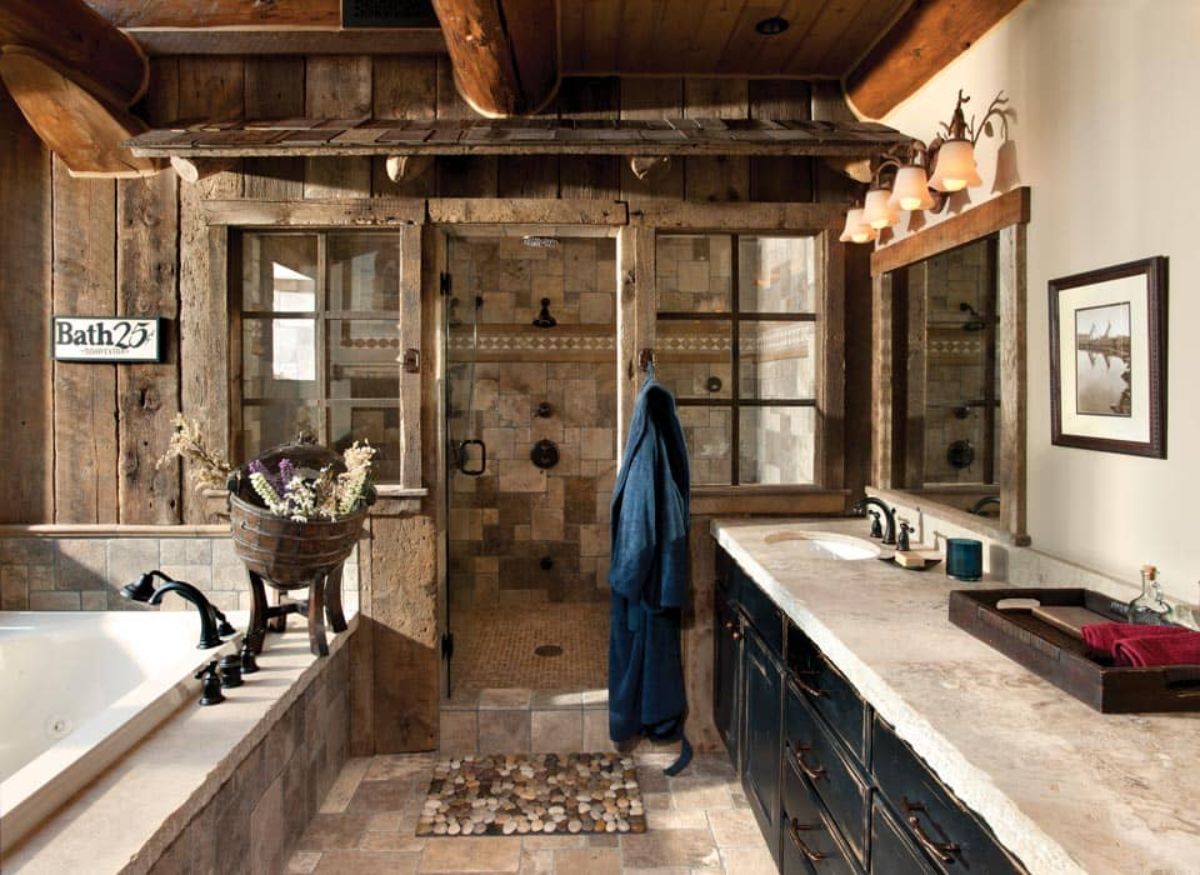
[1128, 564, 1171, 625]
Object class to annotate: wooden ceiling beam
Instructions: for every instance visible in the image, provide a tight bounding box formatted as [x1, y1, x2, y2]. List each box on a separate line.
[430, 0, 559, 117]
[0, 47, 159, 178]
[1, 0, 148, 108]
[85, 0, 342, 28]
[845, 0, 1025, 120]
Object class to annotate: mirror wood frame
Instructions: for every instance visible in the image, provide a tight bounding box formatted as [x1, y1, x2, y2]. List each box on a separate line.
[870, 187, 1031, 541]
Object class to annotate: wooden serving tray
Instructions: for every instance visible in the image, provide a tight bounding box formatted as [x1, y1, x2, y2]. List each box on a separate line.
[949, 588, 1200, 713]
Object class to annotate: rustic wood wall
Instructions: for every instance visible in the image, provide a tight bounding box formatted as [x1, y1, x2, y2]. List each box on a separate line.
[0, 54, 865, 525]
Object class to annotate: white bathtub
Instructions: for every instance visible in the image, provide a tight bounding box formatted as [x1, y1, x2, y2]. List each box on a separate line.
[0, 610, 243, 851]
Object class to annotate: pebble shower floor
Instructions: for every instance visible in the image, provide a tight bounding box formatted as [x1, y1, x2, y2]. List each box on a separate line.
[418, 754, 646, 837]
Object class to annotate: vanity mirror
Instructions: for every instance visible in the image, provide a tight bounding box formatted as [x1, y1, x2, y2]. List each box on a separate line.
[870, 187, 1030, 541]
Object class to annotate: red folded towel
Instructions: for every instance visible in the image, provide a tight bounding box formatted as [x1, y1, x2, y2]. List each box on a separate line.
[1079, 622, 1188, 658]
[1114, 633, 1200, 667]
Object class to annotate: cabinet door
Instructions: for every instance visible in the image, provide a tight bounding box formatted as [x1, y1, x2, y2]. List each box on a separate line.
[742, 628, 784, 865]
[714, 586, 743, 769]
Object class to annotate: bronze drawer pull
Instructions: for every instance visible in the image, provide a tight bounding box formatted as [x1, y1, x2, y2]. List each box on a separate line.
[724, 621, 743, 642]
[903, 801, 959, 864]
[791, 742, 826, 781]
[785, 817, 826, 863]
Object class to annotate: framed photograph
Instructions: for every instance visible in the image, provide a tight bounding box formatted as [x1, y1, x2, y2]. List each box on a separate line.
[1049, 257, 1167, 457]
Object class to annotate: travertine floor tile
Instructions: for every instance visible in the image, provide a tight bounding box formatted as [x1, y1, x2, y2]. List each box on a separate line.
[347, 777, 422, 814]
[619, 830, 722, 870]
[314, 849, 421, 874]
[298, 813, 371, 851]
[419, 836, 523, 872]
[706, 810, 762, 848]
[718, 846, 776, 875]
[553, 847, 623, 875]
[319, 757, 371, 814]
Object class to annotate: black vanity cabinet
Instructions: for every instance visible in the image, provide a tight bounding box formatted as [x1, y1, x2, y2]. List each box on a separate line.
[742, 627, 784, 863]
[713, 543, 1027, 875]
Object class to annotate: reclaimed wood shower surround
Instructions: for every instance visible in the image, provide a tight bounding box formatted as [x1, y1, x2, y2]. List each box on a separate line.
[0, 53, 875, 754]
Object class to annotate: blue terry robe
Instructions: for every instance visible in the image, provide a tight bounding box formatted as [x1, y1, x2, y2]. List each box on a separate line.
[608, 371, 692, 775]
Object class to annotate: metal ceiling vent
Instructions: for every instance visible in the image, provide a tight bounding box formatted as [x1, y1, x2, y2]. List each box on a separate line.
[342, 0, 439, 28]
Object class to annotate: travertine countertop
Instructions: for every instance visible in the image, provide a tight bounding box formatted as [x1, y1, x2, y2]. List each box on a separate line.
[713, 518, 1200, 875]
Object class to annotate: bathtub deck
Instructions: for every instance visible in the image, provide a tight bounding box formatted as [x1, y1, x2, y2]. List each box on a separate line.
[289, 752, 769, 874]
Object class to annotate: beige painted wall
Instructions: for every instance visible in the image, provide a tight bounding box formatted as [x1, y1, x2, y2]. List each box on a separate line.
[863, 0, 1200, 600]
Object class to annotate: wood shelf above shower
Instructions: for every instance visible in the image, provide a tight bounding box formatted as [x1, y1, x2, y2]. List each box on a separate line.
[126, 117, 908, 160]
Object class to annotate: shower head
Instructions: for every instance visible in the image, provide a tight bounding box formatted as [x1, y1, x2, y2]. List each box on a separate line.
[522, 235, 559, 249]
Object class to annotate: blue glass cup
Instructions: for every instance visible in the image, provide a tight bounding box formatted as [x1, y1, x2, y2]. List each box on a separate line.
[945, 538, 983, 581]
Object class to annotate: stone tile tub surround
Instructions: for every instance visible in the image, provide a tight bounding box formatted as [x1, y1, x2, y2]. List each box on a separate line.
[2, 618, 355, 875]
[713, 517, 1200, 875]
[0, 532, 358, 615]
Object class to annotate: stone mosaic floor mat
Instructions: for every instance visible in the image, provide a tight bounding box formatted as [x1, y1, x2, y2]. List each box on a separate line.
[418, 753, 647, 837]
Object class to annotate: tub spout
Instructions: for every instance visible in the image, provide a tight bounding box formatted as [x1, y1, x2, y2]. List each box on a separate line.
[122, 570, 231, 650]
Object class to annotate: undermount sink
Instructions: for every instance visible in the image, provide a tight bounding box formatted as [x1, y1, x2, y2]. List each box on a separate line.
[762, 530, 882, 561]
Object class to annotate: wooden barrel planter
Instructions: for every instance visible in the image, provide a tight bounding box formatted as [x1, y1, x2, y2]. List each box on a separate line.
[228, 443, 373, 656]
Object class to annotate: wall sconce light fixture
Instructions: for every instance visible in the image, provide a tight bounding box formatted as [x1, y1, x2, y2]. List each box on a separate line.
[841, 89, 1009, 245]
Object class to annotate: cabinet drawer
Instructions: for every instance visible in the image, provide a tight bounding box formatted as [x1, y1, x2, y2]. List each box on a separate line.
[785, 683, 870, 866]
[781, 755, 860, 875]
[869, 797, 936, 875]
[787, 624, 868, 761]
[871, 718, 1026, 874]
[736, 565, 785, 655]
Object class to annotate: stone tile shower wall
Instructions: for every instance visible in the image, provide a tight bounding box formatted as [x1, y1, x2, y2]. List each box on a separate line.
[447, 237, 617, 607]
[915, 240, 998, 485]
[0, 535, 358, 614]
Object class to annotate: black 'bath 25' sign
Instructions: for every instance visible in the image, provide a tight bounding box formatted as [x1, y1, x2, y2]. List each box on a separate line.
[52, 317, 165, 363]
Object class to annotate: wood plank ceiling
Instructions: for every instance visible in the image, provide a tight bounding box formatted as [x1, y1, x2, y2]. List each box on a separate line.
[559, 0, 915, 78]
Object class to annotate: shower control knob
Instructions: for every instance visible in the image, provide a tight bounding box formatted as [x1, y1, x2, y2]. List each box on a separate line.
[535, 402, 553, 418]
[530, 439, 560, 470]
[540, 556, 554, 571]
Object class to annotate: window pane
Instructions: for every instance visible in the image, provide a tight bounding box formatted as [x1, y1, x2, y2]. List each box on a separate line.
[656, 234, 731, 312]
[327, 319, 400, 399]
[242, 317, 320, 400]
[655, 320, 732, 400]
[739, 406, 815, 485]
[328, 405, 401, 482]
[739, 236, 816, 313]
[328, 233, 400, 312]
[242, 234, 318, 312]
[739, 321, 816, 400]
[242, 403, 320, 458]
[678, 406, 732, 486]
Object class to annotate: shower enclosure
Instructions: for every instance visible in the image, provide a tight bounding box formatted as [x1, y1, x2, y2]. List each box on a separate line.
[442, 229, 618, 695]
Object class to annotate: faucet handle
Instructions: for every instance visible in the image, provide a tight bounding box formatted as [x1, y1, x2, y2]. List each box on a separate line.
[867, 510, 883, 539]
[195, 661, 225, 706]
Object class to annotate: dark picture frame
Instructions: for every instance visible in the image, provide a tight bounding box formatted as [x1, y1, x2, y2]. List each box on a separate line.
[1049, 256, 1167, 458]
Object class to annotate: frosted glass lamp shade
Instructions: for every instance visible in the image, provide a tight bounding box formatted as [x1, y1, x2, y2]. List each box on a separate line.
[929, 139, 982, 192]
[862, 188, 899, 229]
[888, 166, 935, 211]
[838, 208, 877, 245]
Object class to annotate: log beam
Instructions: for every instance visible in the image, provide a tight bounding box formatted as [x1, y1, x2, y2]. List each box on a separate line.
[845, 0, 1024, 120]
[430, 0, 559, 117]
[0, 0, 148, 109]
[0, 48, 159, 178]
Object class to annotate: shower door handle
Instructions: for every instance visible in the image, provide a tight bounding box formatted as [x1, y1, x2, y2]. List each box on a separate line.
[457, 439, 487, 476]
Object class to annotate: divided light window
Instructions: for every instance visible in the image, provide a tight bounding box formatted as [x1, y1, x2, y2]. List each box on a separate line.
[655, 234, 819, 487]
[236, 232, 405, 482]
